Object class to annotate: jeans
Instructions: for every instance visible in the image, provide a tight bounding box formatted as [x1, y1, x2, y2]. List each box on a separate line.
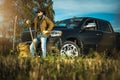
[30, 33, 47, 57]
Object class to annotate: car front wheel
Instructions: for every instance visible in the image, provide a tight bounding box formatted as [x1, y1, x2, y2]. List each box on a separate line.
[60, 41, 80, 58]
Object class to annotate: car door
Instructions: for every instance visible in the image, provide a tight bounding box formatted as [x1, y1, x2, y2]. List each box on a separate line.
[97, 20, 116, 50]
[79, 19, 103, 50]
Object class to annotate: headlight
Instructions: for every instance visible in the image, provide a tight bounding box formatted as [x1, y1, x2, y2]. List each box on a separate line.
[51, 30, 62, 37]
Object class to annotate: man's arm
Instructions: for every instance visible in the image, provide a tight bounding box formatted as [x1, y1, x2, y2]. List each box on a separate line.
[45, 17, 54, 32]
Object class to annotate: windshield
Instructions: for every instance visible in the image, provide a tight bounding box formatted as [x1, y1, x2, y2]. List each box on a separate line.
[55, 18, 83, 29]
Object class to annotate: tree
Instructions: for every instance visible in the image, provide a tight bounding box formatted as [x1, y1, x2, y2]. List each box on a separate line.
[3, 0, 54, 21]
[2, 0, 55, 38]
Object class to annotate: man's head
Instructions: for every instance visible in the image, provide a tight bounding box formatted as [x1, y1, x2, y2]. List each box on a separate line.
[36, 9, 45, 16]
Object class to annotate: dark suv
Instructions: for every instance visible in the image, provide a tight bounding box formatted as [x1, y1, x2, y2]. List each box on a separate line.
[21, 17, 120, 58]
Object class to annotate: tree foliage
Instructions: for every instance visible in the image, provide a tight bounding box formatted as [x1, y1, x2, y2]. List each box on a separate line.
[3, 0, 54, 21]
[0, 0, 55, 54]
[2, 0, 55, 36]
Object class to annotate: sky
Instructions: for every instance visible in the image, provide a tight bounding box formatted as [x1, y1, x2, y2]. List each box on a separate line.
[0, 0, 120, 32]
[53, 0, 120, 32]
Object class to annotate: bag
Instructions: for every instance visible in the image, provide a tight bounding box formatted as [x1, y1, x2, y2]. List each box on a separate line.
[17, 42, 30, 58]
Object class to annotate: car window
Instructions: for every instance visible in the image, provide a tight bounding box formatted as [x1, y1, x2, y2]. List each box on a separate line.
[98, 20, 111, 32]
[67, 21, 80, 29]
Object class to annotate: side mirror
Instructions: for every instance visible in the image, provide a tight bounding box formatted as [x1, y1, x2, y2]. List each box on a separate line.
[84, 23, 96, 28]
[81, 23, 96, 32]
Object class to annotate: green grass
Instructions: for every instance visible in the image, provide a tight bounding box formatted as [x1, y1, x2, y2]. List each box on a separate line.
[0, 53, 120, 80]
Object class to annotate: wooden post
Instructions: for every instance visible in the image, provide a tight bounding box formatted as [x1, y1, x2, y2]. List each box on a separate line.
[29, 27, 34, 41]
[28, 25, 37, 54]
[13, 16, 17, 51]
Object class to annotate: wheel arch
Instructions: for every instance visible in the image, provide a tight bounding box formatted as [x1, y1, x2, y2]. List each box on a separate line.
[65, 37, 84, 49]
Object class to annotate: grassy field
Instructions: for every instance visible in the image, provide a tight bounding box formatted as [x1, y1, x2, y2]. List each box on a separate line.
[0, 52, 120, 80]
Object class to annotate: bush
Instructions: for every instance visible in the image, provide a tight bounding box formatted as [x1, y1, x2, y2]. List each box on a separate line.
[0, 38, 13, 56]
[0, 55, 120, 80]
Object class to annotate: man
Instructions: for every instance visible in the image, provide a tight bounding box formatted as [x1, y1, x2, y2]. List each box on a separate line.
[30, 9, 54, 57]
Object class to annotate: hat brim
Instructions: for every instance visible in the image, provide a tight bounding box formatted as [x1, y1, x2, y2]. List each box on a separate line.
[36, 9, 44, 13]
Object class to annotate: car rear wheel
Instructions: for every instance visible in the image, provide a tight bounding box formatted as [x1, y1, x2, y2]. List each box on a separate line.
[60, 41, 80, 58]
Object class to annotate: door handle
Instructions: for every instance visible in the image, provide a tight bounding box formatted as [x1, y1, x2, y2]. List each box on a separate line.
[110, 36, 115, 38]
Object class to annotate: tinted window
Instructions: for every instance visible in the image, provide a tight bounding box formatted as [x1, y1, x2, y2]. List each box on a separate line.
[67, 20, 80, 29]
[98, 21, 111, 32]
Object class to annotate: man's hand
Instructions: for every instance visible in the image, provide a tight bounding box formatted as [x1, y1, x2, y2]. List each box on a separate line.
[43, 30, 49, 34]
[26, 19, 31, 25]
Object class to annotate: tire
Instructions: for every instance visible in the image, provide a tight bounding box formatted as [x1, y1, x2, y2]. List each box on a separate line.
[60, 41, 81, 58]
